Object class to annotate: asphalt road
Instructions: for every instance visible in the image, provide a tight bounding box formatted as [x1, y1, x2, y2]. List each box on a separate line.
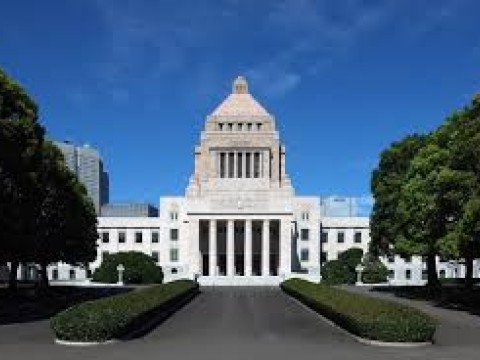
[1, 287, 479, 359]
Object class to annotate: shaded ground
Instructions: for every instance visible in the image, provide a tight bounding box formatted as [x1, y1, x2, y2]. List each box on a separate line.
[372, 284, 480, 315]
[0, 285, 130, 325]
[1, 287, 480, 359]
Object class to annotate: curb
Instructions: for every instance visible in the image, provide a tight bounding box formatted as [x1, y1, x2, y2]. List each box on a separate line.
[55, 339, 117, 346]
[283, 289, 433, 348]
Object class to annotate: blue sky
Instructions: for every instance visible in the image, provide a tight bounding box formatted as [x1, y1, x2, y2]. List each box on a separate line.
[1, 1, 479, 214]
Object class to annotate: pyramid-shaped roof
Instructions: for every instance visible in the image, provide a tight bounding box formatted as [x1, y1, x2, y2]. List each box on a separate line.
[210, 76, 270, 117]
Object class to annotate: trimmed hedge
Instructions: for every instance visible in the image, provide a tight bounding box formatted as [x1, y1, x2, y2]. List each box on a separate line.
[51, 280, 198, 342]
[281, 278, 436, 343]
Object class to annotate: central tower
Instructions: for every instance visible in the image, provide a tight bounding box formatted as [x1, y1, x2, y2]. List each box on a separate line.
[186, 76, 293, 202]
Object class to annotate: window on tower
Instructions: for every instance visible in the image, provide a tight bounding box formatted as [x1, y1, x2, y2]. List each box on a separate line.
[237, 152, 243, 178]
[254, 152, 260, 178]
[220, 152, 226, 178]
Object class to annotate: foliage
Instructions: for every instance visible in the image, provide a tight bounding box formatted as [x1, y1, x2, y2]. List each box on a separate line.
[321, 260, 352, 285]
[361, 254, 388, 284]
[370, 94, 480, 287]
[370, 135, 427, 256]
[0, 67, 98, 289]
[281, 278, 437, 343]
[93, 251, 164, 284]
[321, 248, 363, 285]
[50, 280, 198, 342]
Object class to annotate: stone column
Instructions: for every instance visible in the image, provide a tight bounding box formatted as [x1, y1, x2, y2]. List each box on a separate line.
[245, 219, 252, 276]
[227, 220, 235, 276]
[242, 151, 247, 178]
[262, 220, 270, 276]
[209, 220, 217, 276]
[279, 219, 292, 276]
[225, 152, 229, 178]
[191, 219, 200, 275]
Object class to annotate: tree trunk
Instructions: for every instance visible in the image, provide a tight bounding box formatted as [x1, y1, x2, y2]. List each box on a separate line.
[8, 260, 19, 291]
[465, 247, 474, 289]
[426, 253, 440, 289]
[38, 263, 49, 289]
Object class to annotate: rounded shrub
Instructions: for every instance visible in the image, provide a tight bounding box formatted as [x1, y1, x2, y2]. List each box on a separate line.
[321, 260, 353, 285]
[362, 255, 389, 284]
[92, 251, 163, 284]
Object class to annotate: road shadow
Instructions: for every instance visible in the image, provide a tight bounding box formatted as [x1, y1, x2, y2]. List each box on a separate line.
[0, 285, 131, 325]
[371, 285, 480, 317]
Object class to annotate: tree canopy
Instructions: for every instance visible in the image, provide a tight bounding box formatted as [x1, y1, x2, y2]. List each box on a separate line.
[0, 67, 97, 289]
[371, 94, 480, 287]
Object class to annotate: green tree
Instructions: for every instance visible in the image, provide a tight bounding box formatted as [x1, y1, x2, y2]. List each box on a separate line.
[370, 135, 427, 257]
[396, 143, 475, 287]
[32, 141, 98, 288]
[0, 68, 44, 289]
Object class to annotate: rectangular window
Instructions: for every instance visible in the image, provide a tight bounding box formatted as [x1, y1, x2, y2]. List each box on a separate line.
[101, 232, 109, 243]
[300, 249, 309, 262]
[320, 252, 328, 264]
[439, 269, 446, 278]
[405, 269, 411, 280]
[253, 152, 260, 178]
[69, 269, 76, 280]
[152, 251, 159, 263]
[387, 253, 395, 263]
[52, 269, 58, 280]
[321, 231, 328, 243]
[118, 231, 126, 243]
[354, 232, 362, 243]
[337, 231, 345, 243]
[388, 270, 395, 279]
[86, 269, 92, 278]
[170, 248, 179, 262]
[237, 152, 243, 178]
[257, 123, 262, 131]
[151, 231, 159, 243]
[403, 255, 412, 263]
[245, 152, 251, 178]
[170, 212, 178, 221]
[301, 229, 309, 241]
[170, 229, 178, 241]
[220, 152, 226, 178]
[135, 231, 143, 243]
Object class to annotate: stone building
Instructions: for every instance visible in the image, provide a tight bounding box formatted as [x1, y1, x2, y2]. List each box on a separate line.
[45, 76, 479, 286]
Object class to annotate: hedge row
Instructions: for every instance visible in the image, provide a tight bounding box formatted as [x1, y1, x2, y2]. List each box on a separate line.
[51, 280, 198, 342]
[281, 278, 436, 343]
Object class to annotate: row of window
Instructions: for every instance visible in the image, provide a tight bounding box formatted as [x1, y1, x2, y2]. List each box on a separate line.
[388, 269, 448, 280]
[218, 151, 263, 178]
[217, 122, 263, 132]
[100, 248, 179, 263]
[319, 230, 363, 244]
[100, 229, 178, 244]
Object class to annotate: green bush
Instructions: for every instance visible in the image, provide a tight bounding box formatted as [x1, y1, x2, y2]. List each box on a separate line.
[321, 248, 363, 285]
[51, 280, 198, 342]
[320, 260, 353, 285]
[92, 251, 163, 284]
[362, 254, 389, 284]
[281, 278, 436, 343]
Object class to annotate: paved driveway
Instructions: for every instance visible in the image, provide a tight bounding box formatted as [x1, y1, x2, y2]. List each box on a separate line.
[1, 287, 479, 359]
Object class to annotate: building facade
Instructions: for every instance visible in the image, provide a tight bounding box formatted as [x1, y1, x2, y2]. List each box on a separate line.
[55, 141, 109, 214]
[44, 76, 480, 286]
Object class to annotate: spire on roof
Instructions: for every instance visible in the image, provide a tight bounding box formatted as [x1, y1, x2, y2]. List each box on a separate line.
[233, 75, 248, 94]
[210, 76, 270, 117]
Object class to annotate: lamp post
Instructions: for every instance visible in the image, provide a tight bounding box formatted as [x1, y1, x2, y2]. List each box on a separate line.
[355, 264, 364, 286]
[116, 264, 125, 285]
